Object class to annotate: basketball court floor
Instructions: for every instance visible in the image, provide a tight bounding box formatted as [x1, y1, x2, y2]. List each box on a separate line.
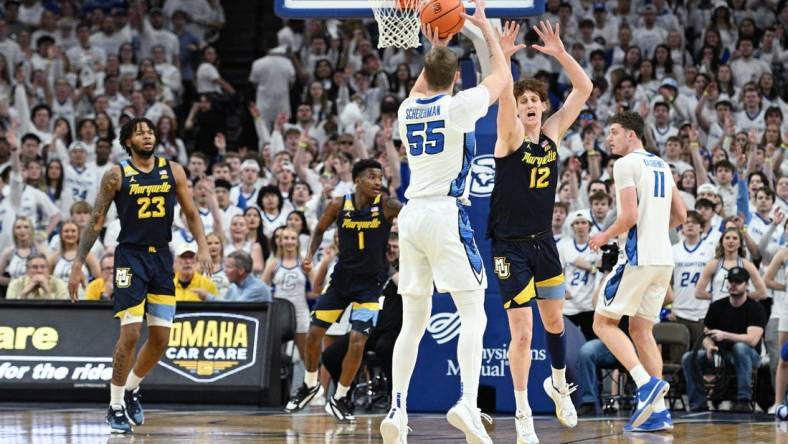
[1, 403, 785, 443]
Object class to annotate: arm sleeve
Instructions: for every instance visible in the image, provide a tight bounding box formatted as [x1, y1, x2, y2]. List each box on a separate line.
[447, 85, 491, 132]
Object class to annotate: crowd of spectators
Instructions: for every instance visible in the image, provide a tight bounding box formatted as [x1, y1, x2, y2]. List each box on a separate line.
[0, 0, 787, 413]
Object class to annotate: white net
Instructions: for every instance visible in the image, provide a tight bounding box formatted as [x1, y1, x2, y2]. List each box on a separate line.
[369, 0, 425, 49]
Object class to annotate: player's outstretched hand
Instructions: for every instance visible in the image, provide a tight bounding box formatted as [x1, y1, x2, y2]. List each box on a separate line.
[421, 23, 451, 47]
[461, 0, 488, 29]
[498, 21, 526, 59]
[67, 261, 85, 303]
[198, 248, 213, 276]
[588, 232, 610, 253]
[530, 21, 565, 58]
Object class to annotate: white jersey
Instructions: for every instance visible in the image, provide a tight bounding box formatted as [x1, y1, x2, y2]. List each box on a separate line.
[398, 86, 490, 201]
[613, 149, 674, 266]
[558, 238, 601, 316]
[64, 163, 99, 206]
[671, 239, 715, 321]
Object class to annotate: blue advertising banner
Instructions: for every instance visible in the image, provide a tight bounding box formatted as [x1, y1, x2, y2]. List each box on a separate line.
[408, 105, 585, 414]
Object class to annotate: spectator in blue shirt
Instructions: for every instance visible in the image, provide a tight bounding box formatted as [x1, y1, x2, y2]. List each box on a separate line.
[206, 251, 271, 302]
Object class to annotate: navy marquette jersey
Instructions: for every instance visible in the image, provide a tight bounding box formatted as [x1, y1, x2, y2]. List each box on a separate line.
[334, 193, 392, 277]
[115, 157, 177, 246]
[487, 133, 559, 239]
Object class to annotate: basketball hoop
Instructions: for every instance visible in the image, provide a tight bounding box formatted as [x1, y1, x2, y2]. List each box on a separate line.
[369, 0, 425, 49]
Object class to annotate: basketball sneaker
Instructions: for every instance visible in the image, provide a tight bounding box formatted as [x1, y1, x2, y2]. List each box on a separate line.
[515, 411, 539, 444]
[623, 409, 673, 432]
[542, 377, 578, 428]
[106, 404, 132, 434]
[446, 399, 493, 444]
[124, 388, 144, 426]
[285, 383, 324, 412]
[380, 406, 409, 444]
[630, 377, 670, 428]
[325, 395, 356, 422]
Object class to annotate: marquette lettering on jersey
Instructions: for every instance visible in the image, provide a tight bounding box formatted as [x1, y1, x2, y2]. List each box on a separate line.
[115, 156, 177, 246]
[398, 87, 490, 201]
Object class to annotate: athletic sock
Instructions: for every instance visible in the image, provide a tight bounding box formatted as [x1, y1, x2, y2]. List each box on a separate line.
[629, 364, 651, 388]
[391, 294, 432, 412]
[334, 384, 350, 400]
[515, 389, 532, 416]
[304, 370, 318, 388]
[653, 396, 667, 412]
[545, 330, 567, 370]
[125, 370, 143, 392]
[110, 383, 125, 407]
[453, 290, 487, 409]
[551, 366, 568, 392]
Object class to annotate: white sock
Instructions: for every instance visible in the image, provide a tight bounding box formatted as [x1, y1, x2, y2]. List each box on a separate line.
[125, 370, 144, 391]
[653, 395, 667, 412]
[629, 364, 651, 388]
[515, 390, 531, 416]
[334, 383, 350, 400]
[453, 290, 487, 409]
[551, 366, 567, 391]
[393, 391, 407, 411]
[304, 370, 318, 388]
[391, 294, 432, 410]
[110, 383, 125, 407]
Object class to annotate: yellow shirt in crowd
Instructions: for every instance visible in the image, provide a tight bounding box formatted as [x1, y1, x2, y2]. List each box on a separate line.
[174, 272, 218, 301]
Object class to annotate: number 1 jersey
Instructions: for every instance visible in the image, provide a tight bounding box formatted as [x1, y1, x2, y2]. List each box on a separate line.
[115, 157, 177, 246]
[398, 86, 490, 201]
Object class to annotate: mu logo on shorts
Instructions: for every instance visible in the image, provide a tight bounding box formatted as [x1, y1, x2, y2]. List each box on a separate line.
[115, 268, 132, 288]
[159, 313, 259, 383]
[493, 257, 511, 279]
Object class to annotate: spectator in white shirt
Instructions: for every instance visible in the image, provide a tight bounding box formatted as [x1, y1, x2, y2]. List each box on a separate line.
[633, 4, 667, 58]
[730, 37, 772, 89]
[66, 21, 106, 72]
[195, 45, 235, 96]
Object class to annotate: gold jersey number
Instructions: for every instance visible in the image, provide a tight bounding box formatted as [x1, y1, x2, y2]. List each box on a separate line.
[137, 196, 166, 219]
[529, 167, 550, 189]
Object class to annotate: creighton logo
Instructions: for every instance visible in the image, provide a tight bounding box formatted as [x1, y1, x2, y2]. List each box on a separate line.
[115, 268, 132, 288]
[160, 313, 259, 383]
[469, 154, 495, 197]
[494, 257, 511, 279]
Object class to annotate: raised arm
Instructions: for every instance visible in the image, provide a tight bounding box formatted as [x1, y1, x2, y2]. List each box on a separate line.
[536, 21, 593, 141]
[172, 162, 212, 275]
[68, 166, 121, 301]
[463, 0, 509, 105]
[495, 21, 526, 157]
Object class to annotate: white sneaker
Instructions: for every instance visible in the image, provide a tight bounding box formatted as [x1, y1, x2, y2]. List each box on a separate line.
[380, 407, 409, 444]
[446, 399, 493, 444]
[515, 411, 539, 444]
[542, 377, 578, 428]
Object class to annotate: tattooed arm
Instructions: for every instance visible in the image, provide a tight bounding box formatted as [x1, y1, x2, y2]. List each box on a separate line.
[68, 166, 121, 302]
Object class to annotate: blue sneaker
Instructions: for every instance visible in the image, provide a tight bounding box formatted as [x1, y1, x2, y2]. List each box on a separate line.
[106, 405, 132, 434]
[629, 377, 669, 428]
[624, 409, 673, 432]
[124, 388, 144, 426]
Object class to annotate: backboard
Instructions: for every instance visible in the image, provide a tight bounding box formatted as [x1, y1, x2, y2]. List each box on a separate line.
[274, 0, 544, 19]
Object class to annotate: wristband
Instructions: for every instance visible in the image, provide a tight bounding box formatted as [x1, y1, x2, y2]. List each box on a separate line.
[781, 144, 788, 150]
[689, 142, 700, 148]
[298, 142, 309, 149]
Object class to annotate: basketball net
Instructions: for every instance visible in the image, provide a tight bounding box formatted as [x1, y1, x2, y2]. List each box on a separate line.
[369, 0, 425, 49]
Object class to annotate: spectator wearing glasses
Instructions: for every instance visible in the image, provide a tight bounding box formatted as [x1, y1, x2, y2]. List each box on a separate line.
[85, 253, 115, 301]
[681, 266, 767, 413]
[6, 252, 68, 300]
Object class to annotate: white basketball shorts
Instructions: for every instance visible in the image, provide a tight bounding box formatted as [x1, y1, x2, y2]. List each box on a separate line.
[398, 197, 487, 295]
[595, 262, 673, 323]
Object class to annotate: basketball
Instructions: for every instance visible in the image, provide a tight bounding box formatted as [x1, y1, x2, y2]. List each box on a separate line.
[420, 0, 465, 39]
[776, 404, 788, 421]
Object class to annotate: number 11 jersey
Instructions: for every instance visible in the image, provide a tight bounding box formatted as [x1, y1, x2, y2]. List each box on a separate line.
[115, 157, 177, 247]
[398, 86, 490, 201]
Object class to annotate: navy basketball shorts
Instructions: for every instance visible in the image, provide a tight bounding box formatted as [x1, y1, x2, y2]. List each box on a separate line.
[311, 272, 385, 335]
[492, 234, 566, 310]
[114, 244, 176, 326]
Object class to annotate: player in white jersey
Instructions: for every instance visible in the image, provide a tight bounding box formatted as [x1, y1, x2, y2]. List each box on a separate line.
[764, 243, 788, 412]
[668, 210, 714, 344]
[589, 111, 687, 431]
[559, 210, 601, 341]
[380, 4, 509, 443]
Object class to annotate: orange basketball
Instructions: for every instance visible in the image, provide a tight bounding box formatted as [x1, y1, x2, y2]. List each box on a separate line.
[419, 0, 465, 39]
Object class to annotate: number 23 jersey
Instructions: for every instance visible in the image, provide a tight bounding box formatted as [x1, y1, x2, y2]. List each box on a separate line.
[115, 157, 177, 246]
[398, 86, 490, 201]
